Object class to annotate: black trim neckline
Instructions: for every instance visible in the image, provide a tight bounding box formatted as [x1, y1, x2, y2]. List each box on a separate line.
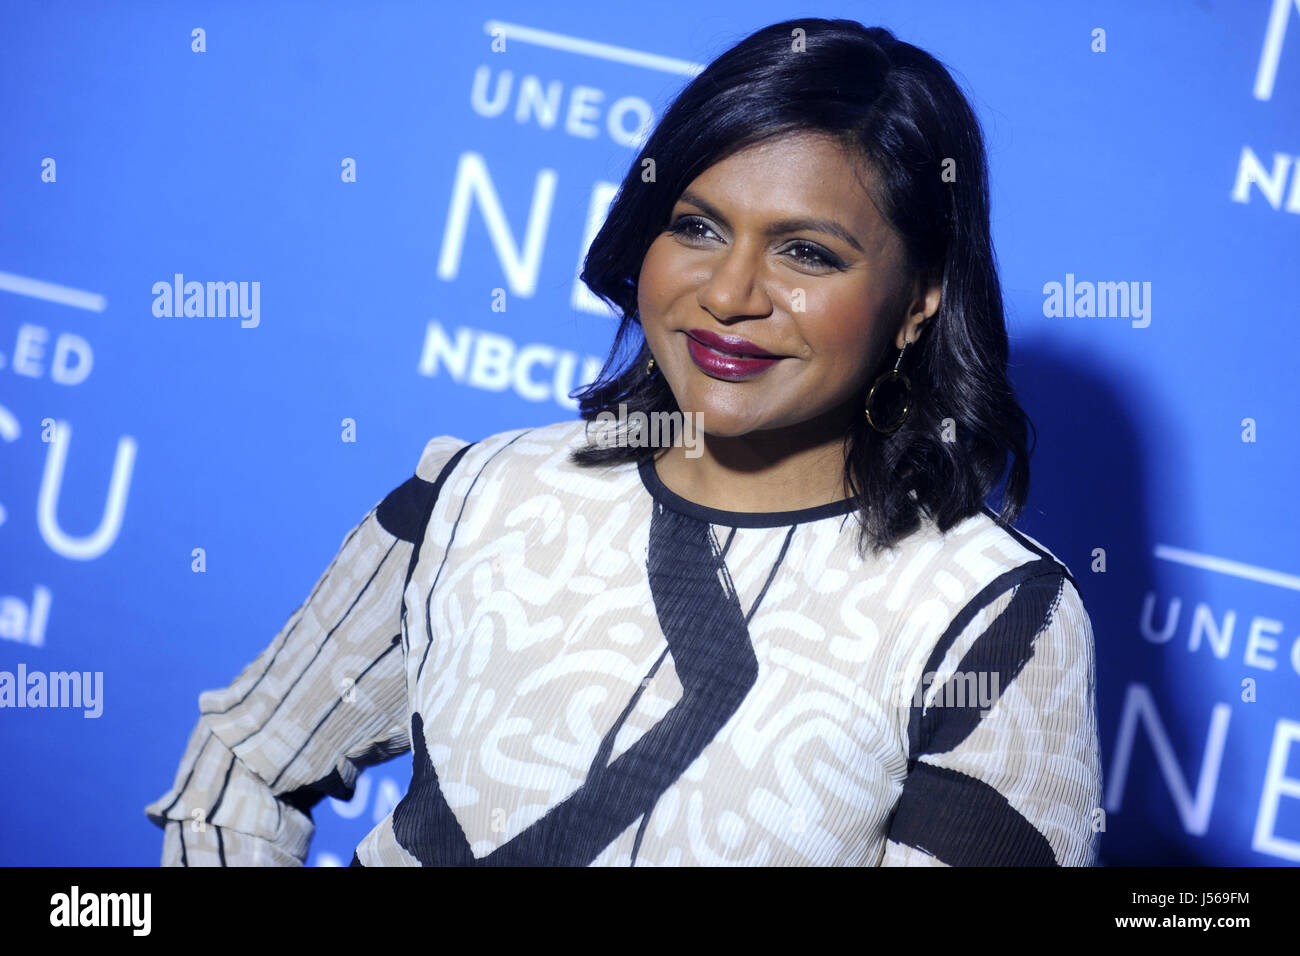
[636, 456, 858, 528]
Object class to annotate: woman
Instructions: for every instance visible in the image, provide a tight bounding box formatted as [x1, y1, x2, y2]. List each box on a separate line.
[146, 18, 1101, 866]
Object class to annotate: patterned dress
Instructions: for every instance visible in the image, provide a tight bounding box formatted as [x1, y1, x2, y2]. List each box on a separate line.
[145, 419, 1102, 866]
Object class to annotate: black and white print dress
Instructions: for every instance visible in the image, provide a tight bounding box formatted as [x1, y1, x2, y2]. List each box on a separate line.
[145, 418, 1102, 866]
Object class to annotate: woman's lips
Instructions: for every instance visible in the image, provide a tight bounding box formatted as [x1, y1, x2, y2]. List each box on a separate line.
[684, 329, 784, 381]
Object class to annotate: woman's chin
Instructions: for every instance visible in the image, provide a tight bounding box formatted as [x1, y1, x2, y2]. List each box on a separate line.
[686, 414, 794, 442]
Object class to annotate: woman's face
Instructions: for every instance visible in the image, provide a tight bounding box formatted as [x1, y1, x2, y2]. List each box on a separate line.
[637, 131, 939, 439]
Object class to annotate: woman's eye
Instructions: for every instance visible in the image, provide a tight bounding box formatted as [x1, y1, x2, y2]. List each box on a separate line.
[667, 218, 841, 271]
[668, 216, 716, 242]
[784, 241, 838, 270]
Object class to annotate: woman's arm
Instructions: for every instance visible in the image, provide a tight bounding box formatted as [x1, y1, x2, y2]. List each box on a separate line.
[880, 564, 1103, 866]
[143, 436, 471, 866]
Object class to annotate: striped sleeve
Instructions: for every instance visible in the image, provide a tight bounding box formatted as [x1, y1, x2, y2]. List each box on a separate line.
[144, 435, 471, 866]
[880, 560, 1103, 866]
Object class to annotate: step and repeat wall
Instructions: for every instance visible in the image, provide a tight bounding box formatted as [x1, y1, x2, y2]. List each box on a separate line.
[1, 0, 1297, 866]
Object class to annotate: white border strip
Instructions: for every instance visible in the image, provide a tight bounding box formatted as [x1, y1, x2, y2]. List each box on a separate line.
[0, 271, 107, 312]
[483, 19, 704, 76]
[1154, 544, 1300, 592]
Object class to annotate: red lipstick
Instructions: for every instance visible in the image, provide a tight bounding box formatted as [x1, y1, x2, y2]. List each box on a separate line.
[684, 328, 783, 381]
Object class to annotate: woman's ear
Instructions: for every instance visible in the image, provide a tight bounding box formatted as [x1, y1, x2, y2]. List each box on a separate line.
[895, 273, 942, 349]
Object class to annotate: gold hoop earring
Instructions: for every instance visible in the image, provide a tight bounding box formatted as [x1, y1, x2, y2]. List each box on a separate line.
[646, 357, 657, 376]
[864, 343, 913, 434]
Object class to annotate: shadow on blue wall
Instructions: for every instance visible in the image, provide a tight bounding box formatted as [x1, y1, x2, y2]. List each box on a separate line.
[1011, 327, 1201, 865]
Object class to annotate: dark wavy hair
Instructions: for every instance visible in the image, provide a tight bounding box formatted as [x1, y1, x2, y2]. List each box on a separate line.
[569, 18, 1033, 554]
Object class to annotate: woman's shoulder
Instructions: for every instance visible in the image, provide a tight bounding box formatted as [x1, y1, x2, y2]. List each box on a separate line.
[884, 504, 1086, 632]
[953, 507, 1076, 582]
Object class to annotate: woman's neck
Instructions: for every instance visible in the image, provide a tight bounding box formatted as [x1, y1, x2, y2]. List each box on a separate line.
[650, 414, 854, 514]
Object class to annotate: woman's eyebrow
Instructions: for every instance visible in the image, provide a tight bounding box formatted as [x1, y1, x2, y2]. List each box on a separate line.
[676, 189, 865, 253]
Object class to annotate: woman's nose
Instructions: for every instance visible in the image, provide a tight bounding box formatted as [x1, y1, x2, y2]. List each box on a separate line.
[696, 243, 772, 321]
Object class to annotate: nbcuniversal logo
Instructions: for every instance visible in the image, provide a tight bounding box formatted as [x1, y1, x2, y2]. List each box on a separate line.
[417, 319, 605, 410]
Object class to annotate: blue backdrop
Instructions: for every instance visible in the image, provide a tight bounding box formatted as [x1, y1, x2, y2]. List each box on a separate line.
[1, 0, 1297, 866]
